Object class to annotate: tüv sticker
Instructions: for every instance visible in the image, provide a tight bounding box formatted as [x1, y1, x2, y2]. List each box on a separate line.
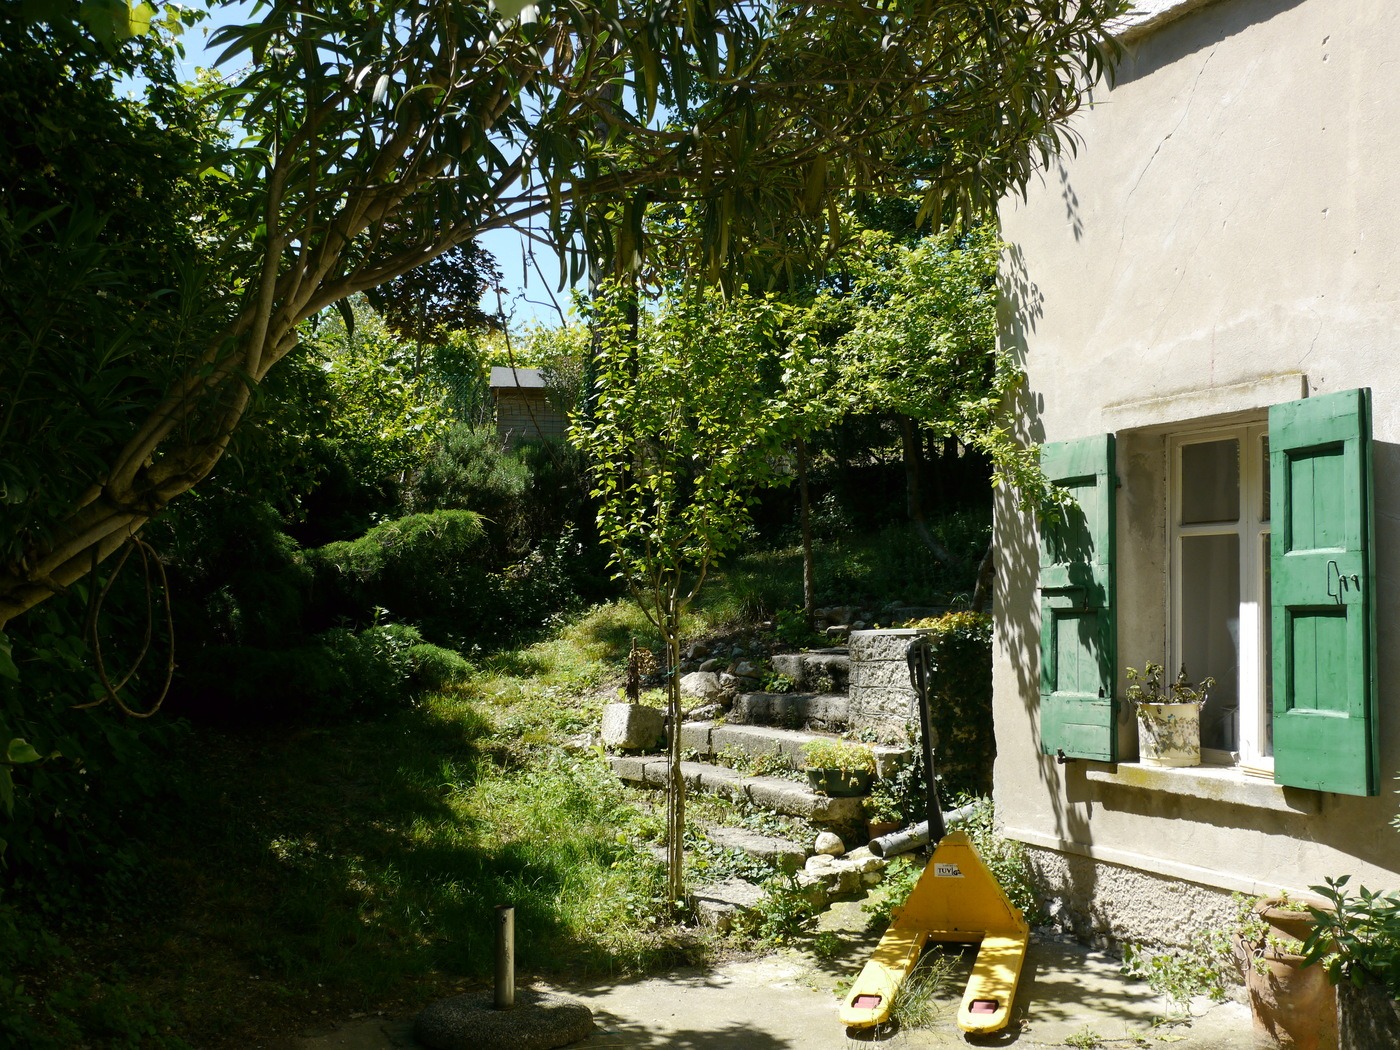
[934, 863, 964, 878]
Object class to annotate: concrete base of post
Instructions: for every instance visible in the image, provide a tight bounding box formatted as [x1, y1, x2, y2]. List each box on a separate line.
[413, 988, 594, 1050]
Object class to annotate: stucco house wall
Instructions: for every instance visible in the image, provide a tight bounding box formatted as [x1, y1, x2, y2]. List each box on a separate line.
[994, 0, 1400, 947]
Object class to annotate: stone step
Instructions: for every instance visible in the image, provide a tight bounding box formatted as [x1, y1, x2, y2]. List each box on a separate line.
[702, 825, 807, 874]
[769, 649, 850, 693]
[608, 756, 865, 828]
[728, 691, 849, 732]
[680, 720, 913, 780]
[691, 842, 892, 930]
[680, 720, 826, 770]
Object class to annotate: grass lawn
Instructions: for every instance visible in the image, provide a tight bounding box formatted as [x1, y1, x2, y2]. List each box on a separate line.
[4, 525, 991, 1047]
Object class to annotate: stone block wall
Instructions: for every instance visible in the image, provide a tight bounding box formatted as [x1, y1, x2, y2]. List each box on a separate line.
[847, 628, 929, 743]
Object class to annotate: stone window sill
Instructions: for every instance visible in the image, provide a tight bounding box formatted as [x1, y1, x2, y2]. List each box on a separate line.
[1082, 760, 1320, 814]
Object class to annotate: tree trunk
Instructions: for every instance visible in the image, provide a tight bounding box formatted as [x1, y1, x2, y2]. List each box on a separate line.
[900, 415, 959, 570]
[662, 594, 686, 904]
[796, 435, 815, 625]
[971, 539, 995, 613]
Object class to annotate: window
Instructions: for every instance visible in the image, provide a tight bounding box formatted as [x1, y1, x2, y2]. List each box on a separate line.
[1170, 426, 1271, 767]
[1037, 389, 1377, 796]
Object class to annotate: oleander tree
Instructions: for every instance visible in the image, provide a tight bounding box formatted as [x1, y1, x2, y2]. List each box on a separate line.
[1, 0, 1126, 634]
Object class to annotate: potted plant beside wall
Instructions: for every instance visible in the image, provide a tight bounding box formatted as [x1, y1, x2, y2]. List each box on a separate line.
[1125, 662, 1214, 767]
[801, 738, 876, 798]
[1301, 875, 1400, 1047]
[1235, 895, 1338, 1050]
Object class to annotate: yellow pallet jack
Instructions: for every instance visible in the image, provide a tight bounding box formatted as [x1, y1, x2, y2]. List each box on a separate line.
[838, 637, 1029, 1035]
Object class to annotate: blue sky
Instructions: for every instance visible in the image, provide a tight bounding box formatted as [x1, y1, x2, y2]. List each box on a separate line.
[173, 2, 570, 331]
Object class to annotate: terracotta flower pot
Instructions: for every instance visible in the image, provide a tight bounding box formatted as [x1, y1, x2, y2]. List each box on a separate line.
[1237, 899, 1338, 1050]
[1243, 949, 1338, 1050]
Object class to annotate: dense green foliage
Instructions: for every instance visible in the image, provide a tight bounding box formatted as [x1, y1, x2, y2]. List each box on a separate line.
[1, 0, 1125, 629]
[923, 612, 996, 799]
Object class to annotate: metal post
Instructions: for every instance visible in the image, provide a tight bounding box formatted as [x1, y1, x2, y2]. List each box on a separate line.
[494, 904, 515, 1010]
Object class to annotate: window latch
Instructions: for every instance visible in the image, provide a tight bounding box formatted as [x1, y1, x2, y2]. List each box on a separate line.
[1326, 560, 1358, 604]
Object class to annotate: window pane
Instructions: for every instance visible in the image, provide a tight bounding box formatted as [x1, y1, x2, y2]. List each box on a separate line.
[1260, 436, 1271, 523]
[1262, 532, 1273, 755]
[1181, 534, 1240, 750]
[1181, 439, 1240, 524]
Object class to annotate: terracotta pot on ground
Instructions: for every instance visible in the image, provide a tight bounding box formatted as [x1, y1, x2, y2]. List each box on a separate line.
[866, 819, 900, 840]
[1238, 899, 1338, 1050]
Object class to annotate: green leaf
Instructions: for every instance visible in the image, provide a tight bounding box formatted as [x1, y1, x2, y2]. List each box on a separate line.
[6, 739, 42, 765]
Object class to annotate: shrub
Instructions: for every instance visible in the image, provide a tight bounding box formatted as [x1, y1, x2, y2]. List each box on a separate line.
[907, 611, 994, 799]
[175, 623, 469, 724]
[308, 510, 487, 640]
[407, 424, 532, 550]
[800, 738, 875, 773]
[0, 598, 188, 912]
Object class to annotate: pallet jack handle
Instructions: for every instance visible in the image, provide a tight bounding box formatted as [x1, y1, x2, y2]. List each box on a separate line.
[906, 635, 946, 844]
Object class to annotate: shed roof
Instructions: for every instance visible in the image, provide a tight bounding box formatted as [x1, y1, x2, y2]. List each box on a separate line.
[489, 365, 546, 390]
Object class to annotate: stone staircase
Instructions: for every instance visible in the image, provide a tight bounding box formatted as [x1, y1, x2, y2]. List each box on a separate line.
[605, 641, 923, 927]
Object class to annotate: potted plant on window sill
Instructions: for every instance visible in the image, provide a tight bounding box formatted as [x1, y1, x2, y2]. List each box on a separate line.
[1125, 662, 1215, 768]
[801, 738, 876, 798]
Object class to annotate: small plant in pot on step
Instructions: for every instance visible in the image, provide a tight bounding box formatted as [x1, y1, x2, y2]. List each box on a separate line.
[801, 738, 875, 798]
[1125, 661, 1214, 768]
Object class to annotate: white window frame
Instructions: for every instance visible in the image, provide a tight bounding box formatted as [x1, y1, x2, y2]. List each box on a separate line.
[1168, 422, 1271, 771]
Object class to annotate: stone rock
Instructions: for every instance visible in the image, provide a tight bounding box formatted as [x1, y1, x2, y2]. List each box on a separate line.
[704, 826, 806, 873]
[872, 745, 913, 779]
[833, 864, 864, 895]
[686, 703, 723, 723]
[699, 657, 725, 673]
[414, 989, 593, 1050]
[680, 671, 725, 701]
[805, 853, 836, 872]
[793, 872, 831, 909]
[732, 659, 760, 680]
[814, 832, 845, 856]
[842, 847, 884, 874]
[692, 878, 765, 932]
[600, 703, 665, 752]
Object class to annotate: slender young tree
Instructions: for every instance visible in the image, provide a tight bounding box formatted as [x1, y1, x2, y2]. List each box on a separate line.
[572, 285, 825, 900]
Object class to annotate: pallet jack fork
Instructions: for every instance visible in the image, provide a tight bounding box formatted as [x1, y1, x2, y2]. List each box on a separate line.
[837, 828, 1029, 1033]
[839, 635, 1029, 1034]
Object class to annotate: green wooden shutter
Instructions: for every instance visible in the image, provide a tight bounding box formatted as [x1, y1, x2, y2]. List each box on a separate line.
[1039, 435, 1117, 762]
[1270, 388, 1377, 796]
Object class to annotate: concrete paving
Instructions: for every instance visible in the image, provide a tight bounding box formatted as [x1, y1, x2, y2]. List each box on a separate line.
[297, 899, 1254, 1050]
